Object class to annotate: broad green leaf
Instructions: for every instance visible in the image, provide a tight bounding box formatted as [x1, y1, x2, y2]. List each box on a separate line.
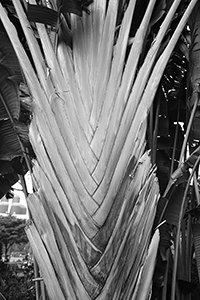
[14, 121, 29, 146]
[0, 64, 20, 120]
[162, 185, 185, 226]
[178, 279, 197, 295]
[187, 206, 200, 218]
[10, 156, 28, 176]
[27, 4, 58, 27]
[0, 172, 18, 199]
[0, 160, 14, 174]
[0, 23, 22, 79]
[159, 222, 172, 249]
[0, 119, 22, 160]
[57, 0, 82, 17]
[190, 114, 200, 141]
[192, 219, 200, 281]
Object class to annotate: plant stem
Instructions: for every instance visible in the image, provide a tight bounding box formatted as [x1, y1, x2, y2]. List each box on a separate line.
[171, 155, 200, 300]
[178, 92, 199, 166]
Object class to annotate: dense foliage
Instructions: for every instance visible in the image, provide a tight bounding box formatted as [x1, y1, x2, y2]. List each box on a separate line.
[0, 260, 35, 300]
[0, 215, 28, 260]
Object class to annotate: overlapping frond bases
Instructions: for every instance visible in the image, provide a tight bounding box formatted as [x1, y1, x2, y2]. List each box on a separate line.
[0, 0, 162, 299]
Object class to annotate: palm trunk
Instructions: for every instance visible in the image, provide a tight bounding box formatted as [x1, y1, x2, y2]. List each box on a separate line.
[0, 0, 198, 299]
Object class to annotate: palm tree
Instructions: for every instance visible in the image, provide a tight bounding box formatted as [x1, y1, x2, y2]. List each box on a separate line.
[0, 0, 200, 299]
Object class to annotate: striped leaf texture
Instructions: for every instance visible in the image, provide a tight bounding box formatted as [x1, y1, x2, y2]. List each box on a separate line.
[1, 0, 197, 299]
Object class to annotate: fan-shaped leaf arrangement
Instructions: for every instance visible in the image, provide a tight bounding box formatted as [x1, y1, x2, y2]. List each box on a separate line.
[0, 0, 198, 299]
